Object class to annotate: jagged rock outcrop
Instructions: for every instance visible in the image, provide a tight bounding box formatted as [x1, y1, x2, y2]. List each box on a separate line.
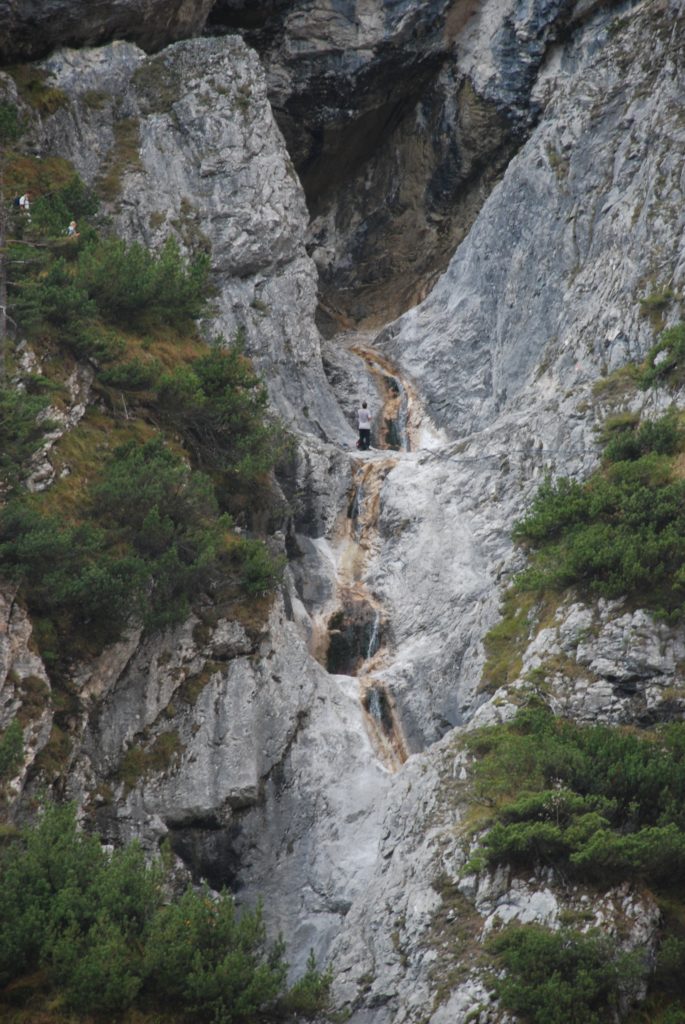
[212, 0, 622, 325]
[0, 592, 52, 800]
[380, 0, 685, 437]
[36, 35, 351, 441]
[4, 33, 394, 972]
[471, 600, 685, 733]
[329, 736, 661, 1022]
[0, 0, 215, 65]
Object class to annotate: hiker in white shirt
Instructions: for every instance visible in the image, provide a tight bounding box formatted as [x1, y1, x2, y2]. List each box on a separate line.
[357, 401, 372, 450]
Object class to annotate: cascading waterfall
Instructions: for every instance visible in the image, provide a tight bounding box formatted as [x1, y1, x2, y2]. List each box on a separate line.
[367, 686, 383, 723]
[348, 480, 364, 540]
[396, 379, 410, 452]
[319, 400, 410, 768]
[366, 610, 381, 661]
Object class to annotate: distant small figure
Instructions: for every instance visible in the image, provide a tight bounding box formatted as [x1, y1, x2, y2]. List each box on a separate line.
[66, 220, 79, 237]
[357, 401, 372, 451]
[18, 192, 30, 214]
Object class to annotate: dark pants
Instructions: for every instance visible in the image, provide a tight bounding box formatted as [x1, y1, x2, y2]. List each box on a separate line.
[359, 428, 370, 450]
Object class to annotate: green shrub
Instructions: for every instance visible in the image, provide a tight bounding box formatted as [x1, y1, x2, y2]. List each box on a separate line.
[234, 538, 285, 596]
[0, 719, 23, 780]
[0, 101, 21, 143]
[514, 414, 685, 618]
[4, 163, 283, 657]
[465, 706, 685, 885]
[570, 824, 685, 884]
[662, 1007, 685, 1024]
[30, 174, 99, 237]
[11, 255, 96, 332]
[50, 914, 144, 1013]
[0, 385, 52, 489]
[654, 937, 685, 993]
[0, 437, 236, 647]
[603, 411, 681, 462]
[99, 356, 161, 390]
[158, 343, 281, 486]
[143, 889, 287, 1022]
[76, 236, 209, 329]
[0, 802, 329, 1020]
[278, 949, 333, 1017]
[68, 322, 127, 363]
[0, 500, 142, 644]
[10, 233, 209, 336]
[488, 924, 643, 1024]
[641, 323, 685, 388]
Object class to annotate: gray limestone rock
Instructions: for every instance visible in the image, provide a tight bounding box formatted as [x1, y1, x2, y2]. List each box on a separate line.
[380, 0, 685, 436]
[211, 0, 622, 323]
[38, 36, 352, 441]
[0, 590, 52, 803]
[3, 0, 685, 1017]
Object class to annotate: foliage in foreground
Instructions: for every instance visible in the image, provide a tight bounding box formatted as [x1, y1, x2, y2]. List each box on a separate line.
[487, 924, 642, 1024]
[512, 411, 685, 618]
[0, 803, 331, 1021]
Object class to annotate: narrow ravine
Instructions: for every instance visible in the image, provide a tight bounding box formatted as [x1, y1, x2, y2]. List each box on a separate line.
[312, 333, 447, 770]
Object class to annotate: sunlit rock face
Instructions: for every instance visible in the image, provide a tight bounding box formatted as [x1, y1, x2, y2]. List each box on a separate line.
[0, 0, 216, 64]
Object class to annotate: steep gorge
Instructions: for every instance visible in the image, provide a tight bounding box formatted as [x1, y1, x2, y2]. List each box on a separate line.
[1, 0, 685, 1020]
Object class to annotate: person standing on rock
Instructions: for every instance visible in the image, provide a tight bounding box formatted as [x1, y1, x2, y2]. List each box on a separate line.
[357, 401, 372, 451]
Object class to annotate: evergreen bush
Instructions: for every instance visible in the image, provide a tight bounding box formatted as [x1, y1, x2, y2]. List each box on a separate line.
[3, 160, 284, 661]
[514, 413, 685, 618]
[158, 344, 280, 485]
[0, 719, 23, 780]
[0, 803, 330, 1020]
[465, 705, 685, 885]
[0, 385, 52, 489]
[487, 924, 643, 1024]
[76, 236, 209, 329]
[641, 323, 685, 388]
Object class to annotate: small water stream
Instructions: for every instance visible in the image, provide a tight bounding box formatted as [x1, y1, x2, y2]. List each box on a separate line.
[313, 338, 427, 771]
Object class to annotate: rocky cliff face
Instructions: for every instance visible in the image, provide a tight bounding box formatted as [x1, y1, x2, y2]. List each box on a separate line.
[1, 0, 685, 1019]
[211, 0, 623, 326]
[35, 34, 351, 440]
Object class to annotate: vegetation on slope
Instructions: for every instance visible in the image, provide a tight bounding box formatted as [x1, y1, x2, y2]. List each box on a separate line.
[471, 313, 685, 1022]
[465, 703, 685, 883]
[0, 94, 325, 1024]
[513, 410, 685, 619]
[480, 406, 685, 692]
[0, 100, 286, 673]
[0, 803, 331, 1022]
[464, 703, 685, 1022]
